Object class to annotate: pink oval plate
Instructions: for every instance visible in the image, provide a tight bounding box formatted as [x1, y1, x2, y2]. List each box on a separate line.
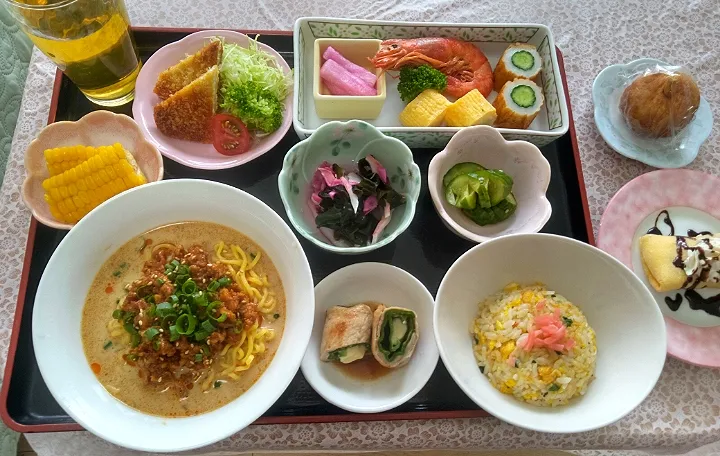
[132, 30, 293, 170]
[598, 169, 720, 367]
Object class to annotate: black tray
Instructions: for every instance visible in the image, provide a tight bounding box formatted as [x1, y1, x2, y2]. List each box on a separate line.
[0, 28, 593, 432]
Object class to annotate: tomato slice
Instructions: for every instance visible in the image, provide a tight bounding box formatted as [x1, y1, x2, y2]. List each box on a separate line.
[212, 114, 251, 155]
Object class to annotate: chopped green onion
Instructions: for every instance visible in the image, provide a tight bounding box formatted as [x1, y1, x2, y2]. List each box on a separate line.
[213, 380, 222, 388]
[201, 319, 215, 333]
[200, 345, 210, 356]
[123, 322, 136, 334]
[147, 304, 157, 317]
[548, 383, 560, 392]
[112, 270, 122, 277]
[207, 280, 219, 292]
[156, 278, 165, 286]
[194, 330, 210, 341]
[194, 353, 203, 363]
[112, 309, 123, 320]
[182, 280, 197, 294]
[103, 341, 112, 350]
[169, 325, 180, 342]
[155, 302, 174, 316]
[193, 291, 208, 308]
[562, 316, 573, 327]
[130, 333, 141, 348]
[144, 295, 156, 305]
[215, 313, 227, 323]
[175, 314, 197, 335]
[168, 295, 179, 305]
[217, 277, 232, 288]
[127, 354, 138, 362]
[175, 274, 190, 286]
[161, 314, 177, 330]
[153, 339, 161, 351]
[144, 327, 161, 340]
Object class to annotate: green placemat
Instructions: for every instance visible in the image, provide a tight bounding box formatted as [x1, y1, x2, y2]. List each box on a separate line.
[0, 4, 33, 186]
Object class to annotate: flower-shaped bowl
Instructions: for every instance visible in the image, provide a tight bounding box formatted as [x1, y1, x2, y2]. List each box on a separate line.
[428, 125, 551, 243]
[278, 120, 420, 254]
[22, 111, 164, 230]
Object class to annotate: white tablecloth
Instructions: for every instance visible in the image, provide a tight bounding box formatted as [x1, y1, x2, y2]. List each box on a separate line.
[2, 0, 719, 454]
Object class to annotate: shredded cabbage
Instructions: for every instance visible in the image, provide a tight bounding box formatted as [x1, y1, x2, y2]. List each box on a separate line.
[219, 38, 293, 102]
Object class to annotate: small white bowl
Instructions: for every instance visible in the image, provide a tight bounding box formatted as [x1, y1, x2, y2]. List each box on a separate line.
[428, 125, 551, 243]
[301, 262, 438, 413]
[434, 233, 667, 433]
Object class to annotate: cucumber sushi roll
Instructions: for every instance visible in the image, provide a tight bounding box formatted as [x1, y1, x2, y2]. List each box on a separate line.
[493, 79, 545, 129]
[494, 43, 543, 92]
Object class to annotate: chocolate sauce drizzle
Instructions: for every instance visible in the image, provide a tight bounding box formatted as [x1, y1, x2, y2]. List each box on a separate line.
[647, 210, 720, 317]
[646, 210, 675, 236]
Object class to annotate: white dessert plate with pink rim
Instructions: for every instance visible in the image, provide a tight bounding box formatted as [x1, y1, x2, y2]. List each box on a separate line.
[132, 30, 293, 170]
[598, 169, 720, 367]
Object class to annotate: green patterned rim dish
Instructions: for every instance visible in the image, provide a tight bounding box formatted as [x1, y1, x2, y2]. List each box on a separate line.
[293, 18, 569, 148]
[278, 120, 420, 254]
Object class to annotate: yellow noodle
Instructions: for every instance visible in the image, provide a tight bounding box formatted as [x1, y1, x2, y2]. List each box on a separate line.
[247, 251, 261, 269]
[151, 243, 177, 253]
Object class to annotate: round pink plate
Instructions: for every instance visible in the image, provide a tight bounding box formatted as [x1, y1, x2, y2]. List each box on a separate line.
[598, 169, 720, 368]
[132, 30, 293, 170]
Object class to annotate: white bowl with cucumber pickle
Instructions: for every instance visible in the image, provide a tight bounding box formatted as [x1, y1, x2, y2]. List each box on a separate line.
[428, 125, 551, 243]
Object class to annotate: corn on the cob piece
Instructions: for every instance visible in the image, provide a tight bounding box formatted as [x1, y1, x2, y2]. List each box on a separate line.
[445, 89, 497, 127]
[42, 143, 147, 224]
[43, 145, 101, 176]
[399, 89, 451, 127]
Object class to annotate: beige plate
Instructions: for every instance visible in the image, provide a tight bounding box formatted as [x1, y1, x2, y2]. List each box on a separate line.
[22, 110, 164, 230]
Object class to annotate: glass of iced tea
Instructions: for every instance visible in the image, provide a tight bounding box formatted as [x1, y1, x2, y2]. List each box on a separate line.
[3, 0, 141, 106]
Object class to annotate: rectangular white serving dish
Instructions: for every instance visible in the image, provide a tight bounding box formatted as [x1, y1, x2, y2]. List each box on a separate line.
[293, 17, 569, 148]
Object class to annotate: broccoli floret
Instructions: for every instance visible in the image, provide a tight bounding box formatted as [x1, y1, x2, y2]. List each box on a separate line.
[220, 81, 283, 133]
[396, 65, 448, 102]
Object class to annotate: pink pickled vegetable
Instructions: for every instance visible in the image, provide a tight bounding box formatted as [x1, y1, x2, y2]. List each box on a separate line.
[363, 195, 378, 215]
[517, 308, 576, 353]
[323, 46, 377, 87]
[315, 165, 358, 213]
[323, 79, 345, 95]
[365, 155, 387, 184]
[320, 59, 377, 96]
[371, 202, 392, 244]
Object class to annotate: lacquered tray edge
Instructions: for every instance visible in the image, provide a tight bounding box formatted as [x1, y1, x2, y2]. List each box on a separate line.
[0, 28, 592, 433]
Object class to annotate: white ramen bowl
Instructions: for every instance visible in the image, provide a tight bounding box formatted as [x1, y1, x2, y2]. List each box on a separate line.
[301, 263, 438, 413]
[434, 234, 666, 433]
[32, 179, 314, 452]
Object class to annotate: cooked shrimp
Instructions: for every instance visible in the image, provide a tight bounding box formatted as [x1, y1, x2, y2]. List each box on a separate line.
[370, 37, 494, 98]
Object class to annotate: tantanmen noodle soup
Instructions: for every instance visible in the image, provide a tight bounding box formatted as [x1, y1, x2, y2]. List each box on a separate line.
[82, 222, 285, 417]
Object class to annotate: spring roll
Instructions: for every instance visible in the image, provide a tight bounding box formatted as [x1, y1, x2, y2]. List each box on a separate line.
[639, 233, 720, 292]
[320, 304, 373, 363]
[371, 305, 418, 368]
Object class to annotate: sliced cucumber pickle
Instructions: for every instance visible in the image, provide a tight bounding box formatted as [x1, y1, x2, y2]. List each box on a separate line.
[486, 171, 512, 206]
[445, 174, 482, 209]
[511, 50, 535, 71]
[442, 162, 486, 188]
[466, 172, 491, 208]
[510, 85, 537, 108]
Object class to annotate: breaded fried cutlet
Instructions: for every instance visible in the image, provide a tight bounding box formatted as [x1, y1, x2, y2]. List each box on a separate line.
[153, 65, 219, 143]
[153, 40, 222, 100]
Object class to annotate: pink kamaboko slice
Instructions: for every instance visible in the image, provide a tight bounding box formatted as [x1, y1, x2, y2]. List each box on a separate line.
[323, 46, 377, 87]
[320, 59, 377, 96]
